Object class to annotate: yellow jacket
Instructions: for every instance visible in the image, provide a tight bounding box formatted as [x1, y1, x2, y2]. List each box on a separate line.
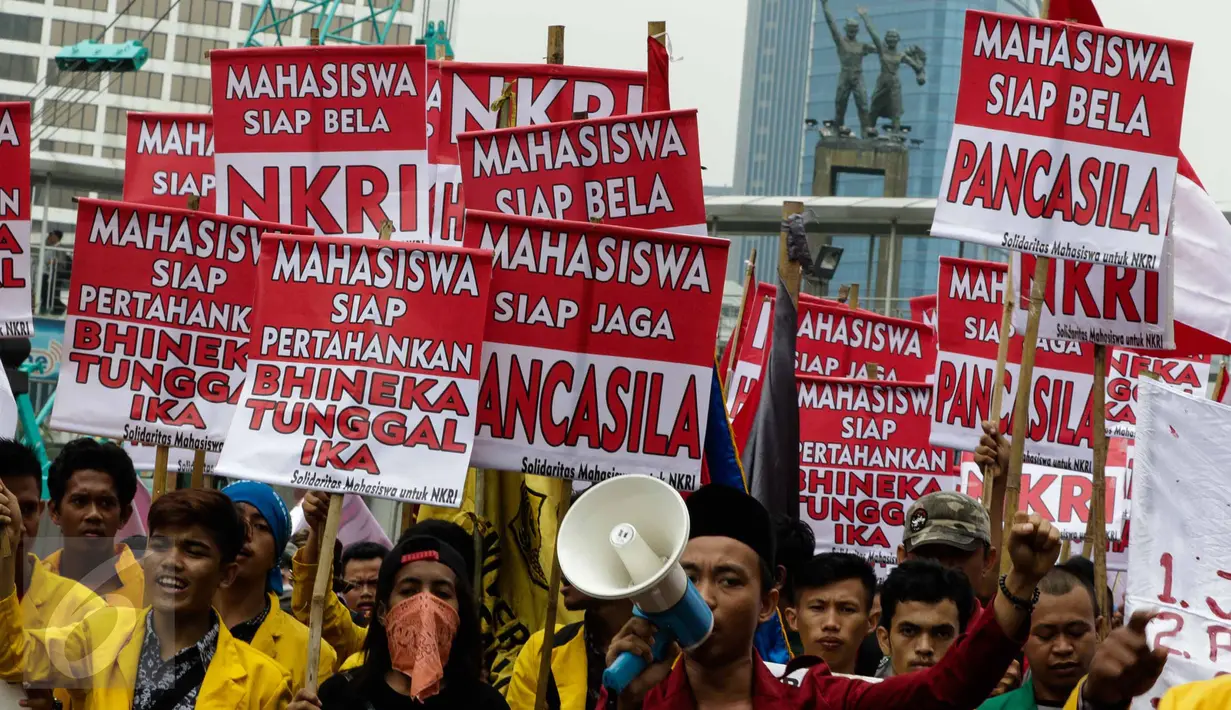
[0, 591, 291, 709]
[506, 622, 590, 710]
[41, 545, 144, 609]
[1159, 675, 1231, 710]
[250, 593, 338, 693]
[20, 555, 106, 641]
[19, 556, 108, 709]
[291, 546, 368, 661]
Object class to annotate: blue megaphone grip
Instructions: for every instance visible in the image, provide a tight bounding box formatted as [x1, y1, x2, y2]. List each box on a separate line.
[602, 622, 674, 694]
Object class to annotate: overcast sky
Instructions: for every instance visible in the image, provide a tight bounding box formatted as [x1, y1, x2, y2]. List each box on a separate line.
[453, 0, 1231, 200]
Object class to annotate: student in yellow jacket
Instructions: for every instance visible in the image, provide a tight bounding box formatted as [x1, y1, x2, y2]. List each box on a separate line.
[1158, 675, 1231, 710]
[41, 439, 145, 608]
[506, 581, 632, 710]
[0, 486, 292, 709]
[1, 439, 106, 708]
[219, 481, 337, 692]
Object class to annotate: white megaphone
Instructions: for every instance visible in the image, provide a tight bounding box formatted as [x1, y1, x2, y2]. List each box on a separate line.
[557, 474, 713, 693]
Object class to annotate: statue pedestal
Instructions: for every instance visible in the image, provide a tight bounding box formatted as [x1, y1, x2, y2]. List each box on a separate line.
[807, 135, 912, 305]
[811, 135, 909, 197]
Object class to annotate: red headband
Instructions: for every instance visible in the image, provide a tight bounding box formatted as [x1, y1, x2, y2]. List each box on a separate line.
[400, 550, 440, 565]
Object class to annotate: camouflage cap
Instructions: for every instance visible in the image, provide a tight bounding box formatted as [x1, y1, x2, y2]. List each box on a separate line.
[902, 491, 991, 553]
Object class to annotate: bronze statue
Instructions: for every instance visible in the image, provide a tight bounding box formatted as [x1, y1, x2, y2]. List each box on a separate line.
[859, 7, 927, 134]
[820, 0, 876, 134]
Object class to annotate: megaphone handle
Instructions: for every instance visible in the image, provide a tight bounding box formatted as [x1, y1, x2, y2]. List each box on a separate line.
[602, 628, 674, 694]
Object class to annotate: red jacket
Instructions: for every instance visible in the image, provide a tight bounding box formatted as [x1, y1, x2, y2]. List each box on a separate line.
[600, 595, 1020, 709]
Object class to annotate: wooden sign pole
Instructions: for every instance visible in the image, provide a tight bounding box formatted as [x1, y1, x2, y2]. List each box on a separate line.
[532, 25, 569, 710]
[724, 248, 757, 392]
[1000, 256, 1051, 576]
[848, 283, 860, 310]
[1086, 343, 1110, 635]
[982, 272, 1015, 560]
[779, 202, 804, 306]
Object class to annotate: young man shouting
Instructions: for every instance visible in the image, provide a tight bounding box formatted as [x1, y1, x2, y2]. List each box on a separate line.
[784, 553, 878, 676]
[875, 560, 976, 678]
[603, 484, 1063, 710]
[0, 486, 292, 708]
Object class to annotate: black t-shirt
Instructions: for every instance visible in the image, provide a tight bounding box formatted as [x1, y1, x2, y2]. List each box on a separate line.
[318, 671, 509, 710]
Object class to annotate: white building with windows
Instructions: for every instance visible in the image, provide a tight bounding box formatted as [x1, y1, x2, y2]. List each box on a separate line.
[0, 0, 434, 247]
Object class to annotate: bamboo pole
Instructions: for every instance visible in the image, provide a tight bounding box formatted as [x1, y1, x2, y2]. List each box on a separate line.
[779, 202, 805, 306]
[1000, 257, 1051, 576]
[532, 26, 570, 710]
[848, 283, 860, 310]
[1087, 343, 1110, 637]
[152, 446, 170, 502]
[304, 494, 342, 693]
[983, 272, 1016, 569]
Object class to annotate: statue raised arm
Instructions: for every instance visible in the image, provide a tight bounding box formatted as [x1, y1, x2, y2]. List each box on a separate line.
[822, 0, 874, 133]
[864, 14, 928, 133]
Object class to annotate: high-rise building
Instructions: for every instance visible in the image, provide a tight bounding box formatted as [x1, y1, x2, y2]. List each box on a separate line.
[731, 0, 814, 198]
[798, 0, 1041, 309]
[0, 0, 426, 240]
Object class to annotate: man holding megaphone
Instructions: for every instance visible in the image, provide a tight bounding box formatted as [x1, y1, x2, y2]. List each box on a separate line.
[558, 478, 1156, 710]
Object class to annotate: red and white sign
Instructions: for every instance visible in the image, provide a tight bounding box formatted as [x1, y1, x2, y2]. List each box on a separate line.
[429, 62, 646, 245]
[124, 441, 219, 477]
[909, 294, 937, 330]
[1128, 381, 1231, 709]
[463, 210, 726, 489]
[798, 377, 957, 567]
[124, 113, 215, 212]
[51, 199, 312, 449]
[959, 438, 1129, 540]
[457, 109, 705, 234]
[931, 256, 1098, 471]
[0, 103, 32, 338]
[1012, 249, 1176, 348]
[1104, 349, 1210, 439]
[726, 284, 930, 417]
[216, 234, 493, 506]
[210, 45, 429, 241]
[934, 12, 1192, 271]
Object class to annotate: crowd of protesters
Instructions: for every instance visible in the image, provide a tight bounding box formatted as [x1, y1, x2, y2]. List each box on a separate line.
[0, 434, 1224, 710]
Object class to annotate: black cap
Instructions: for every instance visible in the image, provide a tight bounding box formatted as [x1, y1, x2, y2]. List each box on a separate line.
[381, 535, 470, 591]
[686, 485, 775, 568]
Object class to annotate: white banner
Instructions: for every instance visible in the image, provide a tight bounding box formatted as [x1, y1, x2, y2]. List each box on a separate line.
[1128, 380, 1231, 708]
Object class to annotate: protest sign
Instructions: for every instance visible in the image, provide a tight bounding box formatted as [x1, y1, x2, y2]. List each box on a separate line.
[931, 256, 1098, 471]
[0, 103, 32, 338]
[959, 436, 1129, 540]
[217, 234, 492, 506]
[909, 294, 937, 330]
[124, 440, 219, 476]
[51, 198, 311, 450]
[463, 210, 726, 489]
[934, 12, 1192, 271]
[1012, 248, 1177, 348]
[210, 45, 429, 240]
[1127, 380, 1231, 708]
[124, 113, 215, 211]
[429, 62, 646, 244]
[728, 284, 931, 418]
[798, 376, 957, 569]
[1104, 349, 1210, 438]
[457, 109, 705, 234]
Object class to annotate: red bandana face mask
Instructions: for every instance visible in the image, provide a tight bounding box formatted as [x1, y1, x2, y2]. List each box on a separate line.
[384, 591, 461, 701]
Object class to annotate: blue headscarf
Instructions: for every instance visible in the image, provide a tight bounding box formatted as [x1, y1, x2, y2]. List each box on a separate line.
[222, 481, 291, 595]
